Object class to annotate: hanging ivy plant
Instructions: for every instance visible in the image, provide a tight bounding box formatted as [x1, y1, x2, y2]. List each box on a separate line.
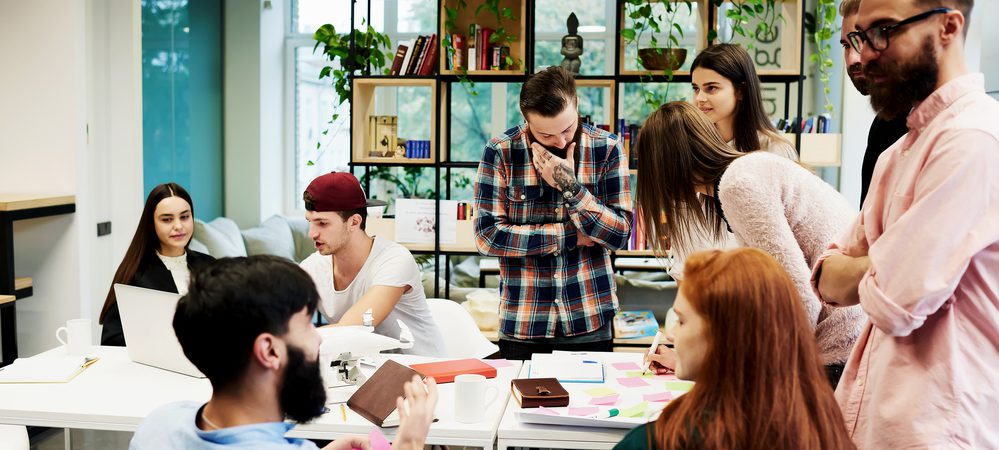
[620, 0, 694, 108]
[708, 0, 783, 46]
[442, 0, 523, 97]
[809, 0, 837, 112]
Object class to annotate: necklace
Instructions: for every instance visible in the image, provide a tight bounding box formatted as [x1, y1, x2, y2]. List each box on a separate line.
[201, 409, 222, 431]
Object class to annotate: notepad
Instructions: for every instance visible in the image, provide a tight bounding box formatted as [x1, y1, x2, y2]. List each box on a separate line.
[0, 355, 98, 383]
[529, 353, 604, 383]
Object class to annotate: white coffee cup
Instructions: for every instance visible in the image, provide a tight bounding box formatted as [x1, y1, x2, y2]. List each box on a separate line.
[454, 374, 499, 424]
[56, 319, 92, 356]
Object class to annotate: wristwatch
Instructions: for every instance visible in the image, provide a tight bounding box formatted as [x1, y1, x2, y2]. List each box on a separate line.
[562, 182, 581, 200]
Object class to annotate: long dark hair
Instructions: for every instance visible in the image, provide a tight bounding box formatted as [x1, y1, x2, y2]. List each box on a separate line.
[691, 43, 786, 152]
[99, 183, 194, 324]
[651, 248, 855, 450]
[635, 102, 742, 255]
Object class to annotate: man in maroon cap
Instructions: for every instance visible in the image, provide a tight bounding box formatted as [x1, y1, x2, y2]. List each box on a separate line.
[298, 172, 445, 356]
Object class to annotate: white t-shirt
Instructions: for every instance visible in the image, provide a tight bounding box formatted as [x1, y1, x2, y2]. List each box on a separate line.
[157, 252, 191, 295]
[299, 237, 445, 357]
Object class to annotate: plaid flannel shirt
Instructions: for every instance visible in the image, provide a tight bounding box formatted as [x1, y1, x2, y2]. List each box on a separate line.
[473, 122, 633, 339]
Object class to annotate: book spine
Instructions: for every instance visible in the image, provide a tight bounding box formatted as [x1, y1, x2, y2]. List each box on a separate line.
[418, 34, 438, 76]
[389, 45, 408, 76]
[452, 34, 465, 71]
[399, 39, 415, 77]
[406, 36, 426, 75]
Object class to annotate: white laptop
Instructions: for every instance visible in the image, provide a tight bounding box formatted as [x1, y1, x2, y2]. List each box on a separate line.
[114, 283, 205, 378]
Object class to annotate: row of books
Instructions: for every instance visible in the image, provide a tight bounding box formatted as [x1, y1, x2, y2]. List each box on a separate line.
[444, 24, 511, 71]
[628, 206, 650, 251]
[775, 114, 832, 133]
[403, 140, 431, 159]
[586, 118, 642, 167]
[389, 34, 440, 77]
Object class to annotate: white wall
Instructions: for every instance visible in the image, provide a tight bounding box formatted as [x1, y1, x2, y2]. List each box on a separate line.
[224, 0, 286, 228]
[0, 0, 143, 357]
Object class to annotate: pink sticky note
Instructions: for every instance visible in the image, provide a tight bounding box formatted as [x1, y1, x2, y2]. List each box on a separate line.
[535, 406, 561, 416]
[484, 359, 513, 368]
[643, 391, 673, 403]
[568, 406, 600, 416]
[589, 395, 620, 406]
[612, 362, 642, 371]
[617, 377, 650, 388]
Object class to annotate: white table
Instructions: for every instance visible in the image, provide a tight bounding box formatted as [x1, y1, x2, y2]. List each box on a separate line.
[496, 352, 692, 450]
[0, 346, 520, 449]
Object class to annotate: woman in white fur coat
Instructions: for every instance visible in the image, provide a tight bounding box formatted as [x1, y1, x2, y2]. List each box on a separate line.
[636, 101, 865, 387]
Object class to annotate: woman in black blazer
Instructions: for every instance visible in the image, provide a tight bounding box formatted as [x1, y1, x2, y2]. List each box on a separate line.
[99, 183, 215, 346]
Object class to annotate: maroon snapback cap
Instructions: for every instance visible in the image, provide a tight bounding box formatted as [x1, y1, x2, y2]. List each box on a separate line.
[304, 172, 387, 212]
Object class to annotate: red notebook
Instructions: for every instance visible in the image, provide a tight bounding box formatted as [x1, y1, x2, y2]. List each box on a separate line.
[409, 358, 497, 384]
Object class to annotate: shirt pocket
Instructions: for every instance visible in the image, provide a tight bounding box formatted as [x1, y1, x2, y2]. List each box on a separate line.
[506, 185, 547, 224]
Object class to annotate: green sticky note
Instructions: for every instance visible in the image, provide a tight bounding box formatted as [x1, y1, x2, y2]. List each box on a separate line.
[665, 380, 694, 392]
[621, 401, 649, 418]
[625, 370, 656, 378]
[584, 387, 617, 397]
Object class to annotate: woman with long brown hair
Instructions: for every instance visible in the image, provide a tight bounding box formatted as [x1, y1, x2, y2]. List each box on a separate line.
[99, 183, 214, 346]
[636, 102, 863, 386]
[615, 248, 855, 450]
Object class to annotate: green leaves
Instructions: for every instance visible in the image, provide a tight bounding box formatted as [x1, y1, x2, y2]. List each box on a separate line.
[621, 28, 637, 41]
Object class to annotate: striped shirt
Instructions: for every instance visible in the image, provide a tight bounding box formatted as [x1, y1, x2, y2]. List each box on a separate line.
[474, 122, 633, 339]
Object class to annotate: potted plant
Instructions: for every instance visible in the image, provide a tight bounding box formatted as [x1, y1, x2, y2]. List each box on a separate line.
[622, 0, 693, 76]
[313, 22, 393, 111]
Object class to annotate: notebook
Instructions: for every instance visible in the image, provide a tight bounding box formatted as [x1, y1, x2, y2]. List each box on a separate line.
[511, 377, 570, 408]
[348, 359, 424, 427]
[114, 284, 205, 378]
[0, 355, 99, 383]
[409, 358, 496, 383]
[528, 353, 604, 383]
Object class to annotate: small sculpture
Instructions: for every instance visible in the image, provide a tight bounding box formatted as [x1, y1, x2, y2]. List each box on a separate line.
[560, 13, 583, 74]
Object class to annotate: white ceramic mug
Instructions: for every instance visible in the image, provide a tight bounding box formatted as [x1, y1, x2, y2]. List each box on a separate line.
[56, 319, 92, 356]
[454, 374, 499, 424]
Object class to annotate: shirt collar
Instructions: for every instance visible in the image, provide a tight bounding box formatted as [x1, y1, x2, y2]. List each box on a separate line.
[907, 73, 985, 131]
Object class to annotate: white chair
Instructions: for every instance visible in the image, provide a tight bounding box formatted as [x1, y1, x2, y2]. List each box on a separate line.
[426, 298, 499, 359]
[0, 425, 28, 450]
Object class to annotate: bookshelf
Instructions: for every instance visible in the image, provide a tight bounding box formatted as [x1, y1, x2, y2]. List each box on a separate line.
[342, 0, 819, 297]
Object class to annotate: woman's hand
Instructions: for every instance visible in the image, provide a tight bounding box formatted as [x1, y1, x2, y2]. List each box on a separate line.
[644, 344, 676, 375]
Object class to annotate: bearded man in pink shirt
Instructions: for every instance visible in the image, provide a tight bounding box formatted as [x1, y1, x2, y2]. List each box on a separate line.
[812, 0, 999, 448]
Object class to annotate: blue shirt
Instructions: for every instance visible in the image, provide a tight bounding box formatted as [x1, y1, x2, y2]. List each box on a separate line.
[130, 401, 319, 450]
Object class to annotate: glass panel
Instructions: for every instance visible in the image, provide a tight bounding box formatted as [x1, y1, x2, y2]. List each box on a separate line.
[534, 0, 608, 33]
[295, 46, 350, 205]
[715, 1, 797, 72]
[619, 83, 694, 126]
[446, 168, 477, 201]
[449, 84, 503, 162]
[622, 1, 703, 72]
[293, 0, 383, 35]
[577, 86, 612, 127]
[534, 39, 607, 76]
[362, 167, 439, 212]
[396, 86, 434, 142]
[398, 0, 438, 33]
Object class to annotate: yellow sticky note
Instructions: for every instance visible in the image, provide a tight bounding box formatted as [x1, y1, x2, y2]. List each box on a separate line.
[584, 387, 617, 397]
[665, 380, 694, 392]
[625, 370, 657, 378]
[621, 401, 649, 418]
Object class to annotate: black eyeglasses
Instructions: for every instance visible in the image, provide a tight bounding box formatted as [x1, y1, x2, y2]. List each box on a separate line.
[847, 7, 951, 53]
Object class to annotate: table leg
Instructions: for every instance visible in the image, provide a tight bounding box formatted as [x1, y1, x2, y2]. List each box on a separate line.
[63, 428, 72, 450]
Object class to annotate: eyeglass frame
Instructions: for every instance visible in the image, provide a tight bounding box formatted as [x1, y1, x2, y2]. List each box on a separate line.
[847, 7, 952, 53]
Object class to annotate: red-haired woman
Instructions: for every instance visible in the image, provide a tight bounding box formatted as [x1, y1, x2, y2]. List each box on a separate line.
[615, 248, 855, 450]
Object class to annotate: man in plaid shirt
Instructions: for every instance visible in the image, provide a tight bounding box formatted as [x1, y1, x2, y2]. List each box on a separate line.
[474, 66, 633, 359]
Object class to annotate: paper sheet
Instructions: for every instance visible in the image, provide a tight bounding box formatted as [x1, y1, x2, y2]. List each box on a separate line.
[584, 387, 617, 397]
[617, 377, 650, 388]
[394, 199, 458, 244]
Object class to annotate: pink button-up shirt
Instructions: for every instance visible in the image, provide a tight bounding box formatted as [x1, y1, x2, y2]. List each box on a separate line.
[812, 73, 999, 449]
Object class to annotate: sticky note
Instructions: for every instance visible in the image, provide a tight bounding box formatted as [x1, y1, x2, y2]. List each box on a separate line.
[483, 359, 513, 368]
[584, 387, 617, 397]
[611, 362, 642, 371]
[617, 377, 650, 388]
[665, 380, 695, 392]
[621, 401, 650, 418]
[568, 406, 599, 416]
[589, 395, 620, 406]
[643, 391, 673, 403]
[535, 406, 560, 416]
[625, 370, 657, 379]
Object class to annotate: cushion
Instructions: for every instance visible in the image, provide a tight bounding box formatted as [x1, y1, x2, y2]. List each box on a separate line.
[193, 217, 247, 258]
[241, 215, 296, 261]
[285, 216, 319, 262]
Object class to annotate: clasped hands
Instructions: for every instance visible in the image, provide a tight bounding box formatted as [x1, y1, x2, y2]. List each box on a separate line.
[526, 133, 593, 248]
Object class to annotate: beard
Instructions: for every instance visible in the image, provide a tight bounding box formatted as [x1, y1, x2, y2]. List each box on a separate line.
[847, 62, 869, 95]
[279, 344, 328, 424]
[866, 37, 939, 121]
[526, 117, 583, 157]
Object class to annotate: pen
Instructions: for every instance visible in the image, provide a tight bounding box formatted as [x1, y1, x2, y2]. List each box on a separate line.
[588, 408, 620, 419]
[340, 403, 347, 422]
[642, 331, 662, 376]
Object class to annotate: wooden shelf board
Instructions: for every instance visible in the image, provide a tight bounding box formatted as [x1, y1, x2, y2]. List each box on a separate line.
[0, 195, 75, 212]
[618, 70, 692, 77]
[14, 277, 31, 291]
[615, 250, 656, 257]
[352, 157, 436, 165]
[440, 70, 525, 76]
[352, 78, 436, 87]
[0, 295, 14, 306]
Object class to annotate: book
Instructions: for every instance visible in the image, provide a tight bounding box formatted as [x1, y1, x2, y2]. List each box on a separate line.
[614, 310, 659, 339]
[417, 34, 439, 76]
[515, 409, 647, 429]
[347, 359, 423, 427]
[528, 353, 604, 383]
[398, 39, 415, 77]
[389, 44, 408, 76]
[406, 35, 427, 76]
[480, 27, 493, 71]
[409, 358, 496, 384]
[451, 34, 465, 71]
[511, 377, 570, 408]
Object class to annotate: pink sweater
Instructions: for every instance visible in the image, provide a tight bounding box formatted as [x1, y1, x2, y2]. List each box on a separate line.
[718, 152, 865, 364]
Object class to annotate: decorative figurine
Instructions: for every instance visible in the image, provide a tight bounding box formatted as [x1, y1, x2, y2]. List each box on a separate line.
[560, 13, 583, 74]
